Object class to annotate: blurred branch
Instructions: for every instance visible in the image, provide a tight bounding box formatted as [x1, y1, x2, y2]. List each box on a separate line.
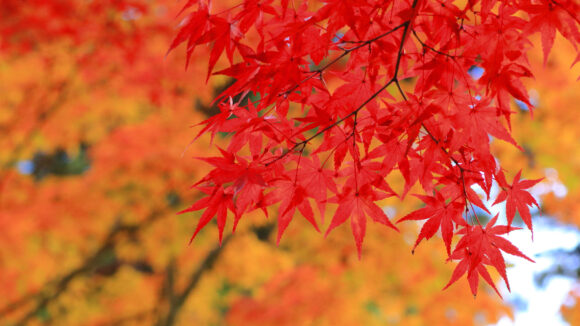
[155, 235, 232, 326]
[154, 222, 274, 325]
[0, 210, 163, 325]
[534, 244, 580, 287]
[108, 309, 157, 326]
[2, 80, 70, 166]
[1, 209, 270, 325]
[0, 80, 70, 211]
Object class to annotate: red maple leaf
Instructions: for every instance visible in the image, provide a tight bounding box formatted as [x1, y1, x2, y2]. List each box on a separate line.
[325, 184, 398, 259]
[493, 170, 543, 233]
[179, 186, 236, 245]
[521, 0, 580, 65]
[398, 192, 466, 255]
[269, 179, 320, 244]
[444, 215, 534, 297]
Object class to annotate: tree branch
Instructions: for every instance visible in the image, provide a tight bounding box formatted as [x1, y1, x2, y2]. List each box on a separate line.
[155, 235, 232, 326]
[0, 211, 163, 324]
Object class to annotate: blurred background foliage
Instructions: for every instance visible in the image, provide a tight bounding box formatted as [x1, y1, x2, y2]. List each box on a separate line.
[0, 0, 579, 325]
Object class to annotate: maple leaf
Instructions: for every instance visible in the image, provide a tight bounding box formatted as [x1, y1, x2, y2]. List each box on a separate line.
[444, 215, 534, 297]
[167, 4, 210, 68]
[451, 98, 521, 152]
[521, 0, 580, 65]
[443, 248, 501, 297]
[493, 170, 543, 233]
[179, 186, 236, 245]
[268, 179, 320, 244]
[296, 155, 339, 220]
[325, 184, 398, 259]
[193, 96, 239, 144]
[398, 192, 466, 255]
[234, 0, 277, 34]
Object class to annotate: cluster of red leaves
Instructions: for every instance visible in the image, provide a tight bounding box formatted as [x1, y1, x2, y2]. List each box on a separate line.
[173, 0, 580, 296]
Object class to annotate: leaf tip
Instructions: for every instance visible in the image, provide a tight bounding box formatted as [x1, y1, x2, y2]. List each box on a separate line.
[356, 245, 363, 260]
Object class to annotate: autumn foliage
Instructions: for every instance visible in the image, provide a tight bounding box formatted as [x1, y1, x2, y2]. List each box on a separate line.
[1, 0, 580, 325]
[172, 0, 580, 297]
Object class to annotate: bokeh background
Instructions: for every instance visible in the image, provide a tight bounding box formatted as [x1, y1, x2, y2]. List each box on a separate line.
[1, 1, 579, 325]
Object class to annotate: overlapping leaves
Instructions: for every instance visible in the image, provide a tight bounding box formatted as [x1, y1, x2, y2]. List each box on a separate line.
[174, 0, 579, 296]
